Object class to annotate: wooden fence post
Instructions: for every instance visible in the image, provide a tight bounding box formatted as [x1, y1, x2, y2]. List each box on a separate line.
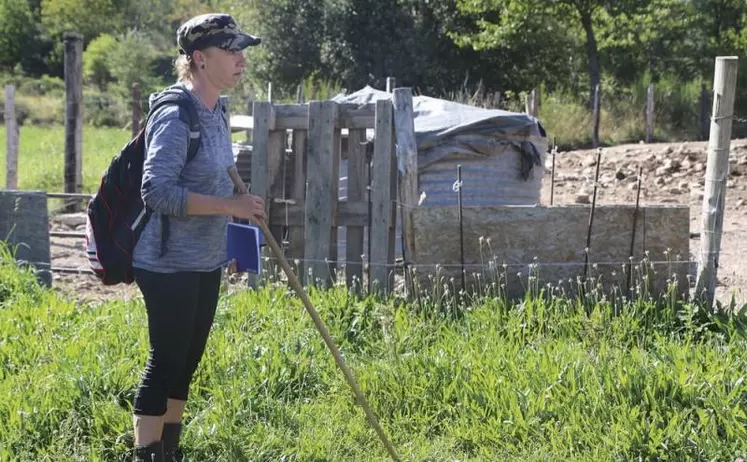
[131, 82, 142, 137]
[695, 56, 739, 309]
[63, 32, 83, 213]
[591, 84, 601, 148]
[646, 83, 654, 143]
[393, 87, 418, 297]
[5, 85, 19, 190]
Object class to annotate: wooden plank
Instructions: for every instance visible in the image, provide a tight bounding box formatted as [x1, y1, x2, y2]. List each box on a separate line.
[328, 124, 342, 280]
[288, 128, 307, 271]
[249, 101, 271, 287]
[304, 101, 337, 286]
[369, 99, 394, 293]
[393, 88, 418, 296]
[271, 201, 368, 226]
[345, 129, 368, 290]
[5, 85, 18, 190]
[267, 129, 286, 276]
[251, 102, 272, 202]
[234, 104, 376, 130]
[338, 105, 376, 129]
[387, 123, 397, 277]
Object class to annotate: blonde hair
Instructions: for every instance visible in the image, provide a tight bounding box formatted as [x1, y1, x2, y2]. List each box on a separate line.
[174, 55, 197, 82]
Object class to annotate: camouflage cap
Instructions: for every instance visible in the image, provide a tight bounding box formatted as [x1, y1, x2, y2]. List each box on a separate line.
[177, 13, 261, 56]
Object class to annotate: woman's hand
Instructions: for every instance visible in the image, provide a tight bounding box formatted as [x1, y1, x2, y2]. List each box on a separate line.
[229, 193, 265, 222]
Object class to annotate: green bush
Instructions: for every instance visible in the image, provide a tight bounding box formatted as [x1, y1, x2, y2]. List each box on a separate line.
[83, 34, 117, 89]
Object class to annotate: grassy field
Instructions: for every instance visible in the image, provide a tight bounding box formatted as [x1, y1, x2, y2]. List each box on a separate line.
[0, 125, 132, 198]
[0, 125, 249, 212]
[2, 242, 747, 461]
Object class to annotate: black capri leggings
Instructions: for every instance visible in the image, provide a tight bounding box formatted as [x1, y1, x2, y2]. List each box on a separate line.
[132, 267, 222, 416]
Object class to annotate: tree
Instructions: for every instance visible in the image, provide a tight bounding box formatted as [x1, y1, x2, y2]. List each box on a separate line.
[452, 0, 648, 107]
[0, 0, 36, 71]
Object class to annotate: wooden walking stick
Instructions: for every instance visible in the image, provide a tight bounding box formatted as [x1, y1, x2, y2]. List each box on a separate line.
[227, 167, 400, 462]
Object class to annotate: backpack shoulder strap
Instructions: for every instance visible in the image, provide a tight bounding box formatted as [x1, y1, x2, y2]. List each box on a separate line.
[220, 99, 230, 134]
[147, 87, 201, 165]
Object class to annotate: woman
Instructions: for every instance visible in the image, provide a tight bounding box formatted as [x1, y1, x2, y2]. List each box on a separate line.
[131, 13, 264, 462]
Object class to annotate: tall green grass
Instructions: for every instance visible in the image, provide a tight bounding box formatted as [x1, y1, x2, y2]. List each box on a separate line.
[1, 241, 747, 460]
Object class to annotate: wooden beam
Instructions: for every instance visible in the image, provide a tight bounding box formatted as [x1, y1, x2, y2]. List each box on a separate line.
[231, 104, 377, 130]
[270, 200, 369, 227]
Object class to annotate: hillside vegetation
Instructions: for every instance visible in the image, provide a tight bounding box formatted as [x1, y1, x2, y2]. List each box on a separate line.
[1, 0, 747, 148]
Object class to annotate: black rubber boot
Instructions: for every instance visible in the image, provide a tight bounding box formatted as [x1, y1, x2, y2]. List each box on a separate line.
[134, 440, 164, 462]
[162, 423, 183, 461]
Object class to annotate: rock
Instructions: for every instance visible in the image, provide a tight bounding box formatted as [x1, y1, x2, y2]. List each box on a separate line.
[583, 156, 597, 167]
[678, 181, 690, 190]
[655, 176, 667, 186]
[669, 188, 682, 195]
[738, 156, 747, 166]
[682, 159, 692, 170]
[728, 180, 736, 188]
[694, 162, 706, 172]
[55, 213, 87, 229]
[575, 194, 590, 204]
[656, 166, 672, 176]
[615, 169, 626, 180]
[691, 189, 704, 200]
[664, 158, 681, 170]
[662, 146, 674, 155]
[628, 183, 639, 190]
[737, 199, 745, 207]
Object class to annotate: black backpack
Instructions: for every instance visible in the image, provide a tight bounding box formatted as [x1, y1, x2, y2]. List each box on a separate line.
[85, 86, 203, 285]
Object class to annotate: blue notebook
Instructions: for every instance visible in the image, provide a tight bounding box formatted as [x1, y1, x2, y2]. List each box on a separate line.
[226, 222, 264, 274]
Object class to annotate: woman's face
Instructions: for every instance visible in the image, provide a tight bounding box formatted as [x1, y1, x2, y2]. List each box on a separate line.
[196, 47, 246, 90]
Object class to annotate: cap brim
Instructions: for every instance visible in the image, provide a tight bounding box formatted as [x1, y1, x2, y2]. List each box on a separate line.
[223, 33, 261, 51]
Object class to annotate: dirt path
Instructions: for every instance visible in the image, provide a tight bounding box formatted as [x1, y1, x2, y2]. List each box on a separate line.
[48, 138, 747, 307]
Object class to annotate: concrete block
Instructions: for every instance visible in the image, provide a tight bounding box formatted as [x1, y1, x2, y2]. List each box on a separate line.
[411, 204, 690, 300]
[0, 190, 52, 287]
